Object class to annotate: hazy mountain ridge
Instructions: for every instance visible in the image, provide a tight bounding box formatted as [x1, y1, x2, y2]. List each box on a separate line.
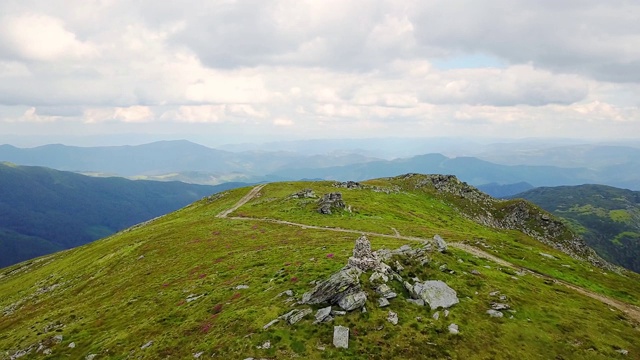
[3, 140, 640, 189]
[0, 162, 245, 267]
[0, 175, 637, 359]
[512, 184, 640, 273]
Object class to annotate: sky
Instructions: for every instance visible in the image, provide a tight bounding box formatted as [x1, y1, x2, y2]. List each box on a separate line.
[1, 0, 640, 146]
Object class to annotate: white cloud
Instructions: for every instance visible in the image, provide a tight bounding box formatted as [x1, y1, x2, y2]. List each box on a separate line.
[0, 0, 638, 142]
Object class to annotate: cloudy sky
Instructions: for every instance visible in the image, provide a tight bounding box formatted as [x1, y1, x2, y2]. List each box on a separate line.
[1, 0, 639, 146]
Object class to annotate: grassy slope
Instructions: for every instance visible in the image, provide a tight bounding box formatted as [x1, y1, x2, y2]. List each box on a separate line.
[0, 178, 639, 359]
[0, 162, 244, 267]
[513, 185, 640, 273]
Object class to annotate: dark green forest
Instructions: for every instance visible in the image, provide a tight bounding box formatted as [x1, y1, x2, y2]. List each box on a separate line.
[513, 184, 640, 272]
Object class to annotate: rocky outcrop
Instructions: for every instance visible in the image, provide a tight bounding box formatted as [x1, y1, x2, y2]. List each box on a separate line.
[317, 193, 346, 214]
[301, 267, 362, 306]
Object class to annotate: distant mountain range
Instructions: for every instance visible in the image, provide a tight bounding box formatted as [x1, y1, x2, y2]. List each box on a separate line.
[2, 140, 638, 190]
[512, 184, 640, 273]
[0, 162, 245, 267]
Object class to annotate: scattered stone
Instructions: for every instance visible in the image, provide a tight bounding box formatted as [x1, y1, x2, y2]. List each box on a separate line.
[448, 323, 459, 334]
[257, 340, 271, 349]
[378, 297, 390, 307]
[539, 252, 556, 259]
[489, 291, 500, 296]
[444, 310, 450, 317]
[432, 311, 440, 320]
[318, 193, 346, 214]
[141, 341, 153, 350]
[284, 308, 312, 325]
[369, 272, 389, 284]
[387, 311, 399, 325]
[439, 264, 448, 272]
[86, 355, 97, 360]
[333, 326, 349, 349]
[334, 181, 362, 189]
[186, 294, 205, 302]
[376, 284, 397, 299]
[43, 349, 52, 355]
[337, 291, 367, 311]
[277, 290, 294, 297]
[491, 303, 510, 310]
[406, 299, 425, 306]
[471, 270, 481, 275]
[616, 349, 629, 356]
[394, 261, 404, 272]
[362, 307, 367, 313]
[457, 259, 464, 263]
[413, 280, 459, 310]
[235, 285, 250, 290]
[487, 309, 504, 318]
[194, 352, 204, 358]
[291, 189, 316, 198]
[499, 295, 507, 301]
[315, 306, 332, 323]
[263, 319, 279, 330]
[53, 335, 63, 343]
[69, 342, 76, 348]
[434, 234, 447, 252]
[137, 255, 145, 260]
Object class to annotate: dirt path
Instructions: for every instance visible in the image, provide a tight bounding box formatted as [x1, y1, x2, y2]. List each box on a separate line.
[218, 185, 640, 324]
[216, 184, 266, 218]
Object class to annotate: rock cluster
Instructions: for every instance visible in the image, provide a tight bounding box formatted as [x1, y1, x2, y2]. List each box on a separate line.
[334, 181, 363, 189]
[291, 189, 316, 199]
[317, 193, 346, 214]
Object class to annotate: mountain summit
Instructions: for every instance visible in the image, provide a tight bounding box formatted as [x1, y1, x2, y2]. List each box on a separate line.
[1, 174, 638, 359]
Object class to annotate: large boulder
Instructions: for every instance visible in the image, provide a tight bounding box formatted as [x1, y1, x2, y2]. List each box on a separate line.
[412, 280, 459, 310]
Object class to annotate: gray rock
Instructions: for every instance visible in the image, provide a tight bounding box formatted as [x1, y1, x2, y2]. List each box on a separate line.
[378, 297, 390, 307]
[291, 189, 316, 199]
[338, 291, 367, 311]
[235, 285, 249, 290]
[315, 306, 332, 323]
[331, 310, 346, 316]
[434, 234, 447, 252]
[193, 352, 204, 358]
[333, 326, 349, 349]
[53, 335, 63, 343]
[413, 280, 459, 310]
[43, 349, 52, 355]
[491, 302, 510, 310]
[257, 340, 271, 349]
[286, 308, 312, 324]
[616, 349, 629, 356]
[439, 264, 448, 271]
[489, 291, 500, 296]
[448, 323, 459, 334]
[432, 311, 440, 320]
[369, 272, 388, 284]
[348, 235, 380, 271]
[376, 284, 396, 298]
[444, 309, 450, 317]
[318, 193, 346, 214]
[141, 341, 153, 349]
[471, 269, 481, 275]
[68, 342, 76, 348]
[263, 319, 279, 330]
[278, 290, 294, 297]
[85, 355, 97, 360]
[301, 267, 362, 305]
[406, 298, 425, 306]
[487, 309, 504, 318]
[387, 311, 398, 325]
[394, 260, 404, 272]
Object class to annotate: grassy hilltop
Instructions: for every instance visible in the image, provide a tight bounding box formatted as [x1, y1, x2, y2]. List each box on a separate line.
[1, 174, 639, 359]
